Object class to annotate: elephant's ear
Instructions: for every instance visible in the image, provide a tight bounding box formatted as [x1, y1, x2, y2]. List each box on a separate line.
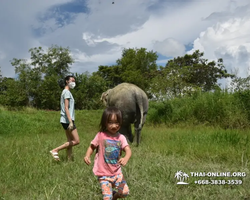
[100, 92, 108, 106]
[100, 92, 105, 101]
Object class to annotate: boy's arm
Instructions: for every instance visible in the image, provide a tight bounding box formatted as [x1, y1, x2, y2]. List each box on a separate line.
[84, 144, 96, 165]
[118, 146, 131, 166]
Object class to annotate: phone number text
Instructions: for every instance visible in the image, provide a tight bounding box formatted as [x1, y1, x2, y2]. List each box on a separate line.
[194, 180, 242, 185]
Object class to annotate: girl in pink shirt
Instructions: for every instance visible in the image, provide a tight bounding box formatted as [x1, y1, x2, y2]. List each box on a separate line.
[84, 107, 132, 200]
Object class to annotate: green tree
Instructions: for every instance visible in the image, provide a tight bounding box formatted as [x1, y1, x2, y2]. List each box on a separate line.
[229, 75, 250, 120]
[230, 75, 250, 92]
[150, 50, 234, 100]
[29, 45, 73, 78]
[0, 66, 2, 81]
[0, 77, 28, 107]
[37, 75, 62, 110]
[117, 48, 158, 91]
[150, 65, 198, 100]
[93, 65, 122, 88]
[11, 45, 73, 109]
[10, 58, 33, 106]
[95, 48, 158, 93]
[73, 72, 108, 110]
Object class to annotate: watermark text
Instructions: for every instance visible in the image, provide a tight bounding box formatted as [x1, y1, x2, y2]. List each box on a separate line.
[190, 172, 246, 177]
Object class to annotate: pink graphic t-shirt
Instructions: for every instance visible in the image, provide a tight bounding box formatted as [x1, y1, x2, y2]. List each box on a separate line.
[91, 131, 129, 176]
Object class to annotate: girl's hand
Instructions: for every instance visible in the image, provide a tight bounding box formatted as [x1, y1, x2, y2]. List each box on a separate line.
[118, 157, 129, 166]
[84, 156, 91, 165]
[84, 145, 96, 165]
[118, 146, 131, 166]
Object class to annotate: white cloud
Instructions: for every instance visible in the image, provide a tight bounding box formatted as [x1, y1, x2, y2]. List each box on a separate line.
[67, 0, 219, 69]
[153, 38, 186, 57]
[0, 51, 6, 60]
[82, 32, 98, 47]
[0, 0, 73, 77]
[156, 59, 170, 65]
[1, 0, 250, 81]
[189, 3, 250, 78]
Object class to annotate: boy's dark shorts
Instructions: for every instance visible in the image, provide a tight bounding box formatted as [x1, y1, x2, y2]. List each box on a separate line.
[61, 121, 77, 130]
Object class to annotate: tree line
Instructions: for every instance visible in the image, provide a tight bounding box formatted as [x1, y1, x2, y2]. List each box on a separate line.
[0, 45, 244, 110]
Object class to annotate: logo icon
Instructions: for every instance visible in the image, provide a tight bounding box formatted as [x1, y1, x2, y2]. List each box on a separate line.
[175, 170, 189, 184]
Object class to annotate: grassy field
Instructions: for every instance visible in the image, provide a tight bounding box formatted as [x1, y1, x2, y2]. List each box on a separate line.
[0, 107, 250, 200]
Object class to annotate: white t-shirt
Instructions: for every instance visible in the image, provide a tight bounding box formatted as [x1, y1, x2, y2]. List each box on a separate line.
[60, 89, 75, 123]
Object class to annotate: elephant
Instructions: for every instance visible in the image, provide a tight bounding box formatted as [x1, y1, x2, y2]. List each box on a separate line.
[101, 83, 148, 146]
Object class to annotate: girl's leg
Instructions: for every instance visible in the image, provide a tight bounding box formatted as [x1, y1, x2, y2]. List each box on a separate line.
[99, 178, 113, 200]
[65, 129, 73, 160]
[113, 174, 129, 199]
[51, 129, 80, 157]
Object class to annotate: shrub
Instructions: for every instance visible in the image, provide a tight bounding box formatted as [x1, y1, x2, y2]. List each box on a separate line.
[147, 90, 250, 128]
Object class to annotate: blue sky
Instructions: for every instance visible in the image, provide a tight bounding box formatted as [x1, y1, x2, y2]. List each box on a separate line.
[1, 0, 250, 88]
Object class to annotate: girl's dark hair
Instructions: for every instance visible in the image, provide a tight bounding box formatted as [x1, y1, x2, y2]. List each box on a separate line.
[64, 75, 75, 85]
[99, 107, 122, 132]
[58, 75, 75, 88]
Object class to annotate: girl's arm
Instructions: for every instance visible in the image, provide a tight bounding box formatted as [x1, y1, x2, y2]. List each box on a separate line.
[84, 144, 96, 165]
[118, 146, 132, 166]
[64, 98, 73, 129]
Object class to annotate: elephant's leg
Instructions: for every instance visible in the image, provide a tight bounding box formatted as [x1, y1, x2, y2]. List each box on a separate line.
[134, 128, 141, 147]
[127, 124, 133, 143]
[134, 104, 145, 146]
[119, 125, 133, 143]
[134, 119, 142, 146]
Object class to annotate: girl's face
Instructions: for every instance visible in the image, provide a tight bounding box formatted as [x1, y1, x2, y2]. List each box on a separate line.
[66, 77, 76, 89]
[106, 114, 120, 135]
[67, 77, 75, 84]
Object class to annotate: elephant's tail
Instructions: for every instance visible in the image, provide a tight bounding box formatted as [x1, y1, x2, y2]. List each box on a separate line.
[135, 92, 144, 130]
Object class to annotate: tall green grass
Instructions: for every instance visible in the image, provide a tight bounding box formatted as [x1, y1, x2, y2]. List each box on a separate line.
[0, 107, 250, 199]
[148, 90, 250, 129]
